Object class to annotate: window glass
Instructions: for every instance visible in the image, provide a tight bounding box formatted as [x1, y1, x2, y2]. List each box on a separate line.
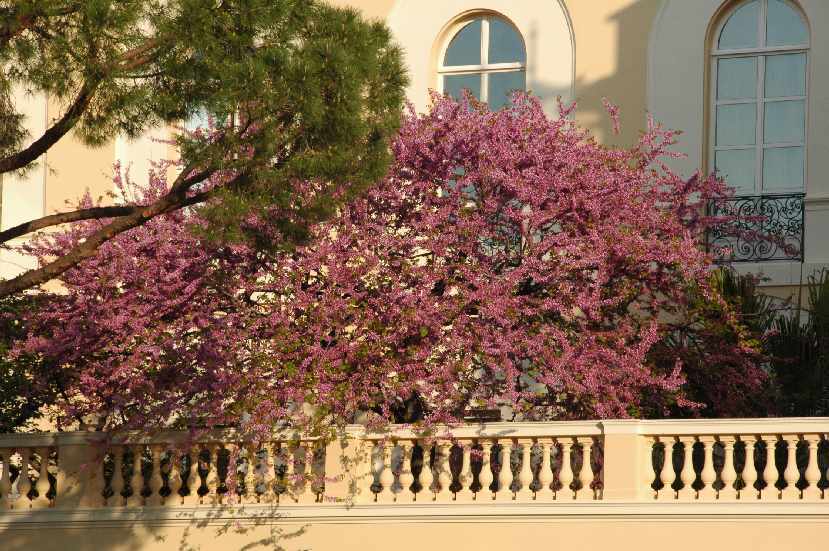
[488, 18, 525, 64]
[763, 146, 804, 191]
[766, 0, 808, 47]
[717, 57, 757, 99]
[444, 74, 481, 101]
[444, 19, 481, 66]
[488, 71, 526, 110]
[184, 108, 211, 132]
[764, 53, 806, 97]
[716, 104, 757, 146]
[440, 16, 527, 110]
[764, 100, 804, 143]
[716, 149, 756, 195]
[718, 0, 759, 50]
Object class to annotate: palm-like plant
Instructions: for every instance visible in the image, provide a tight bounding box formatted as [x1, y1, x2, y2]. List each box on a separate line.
[767, 270, 829, 416]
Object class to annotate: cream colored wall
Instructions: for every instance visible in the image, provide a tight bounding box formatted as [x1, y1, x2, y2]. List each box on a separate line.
[567, 0, 662, 146]
[44, 98, 116, 215]
[3, 516, 828, 551]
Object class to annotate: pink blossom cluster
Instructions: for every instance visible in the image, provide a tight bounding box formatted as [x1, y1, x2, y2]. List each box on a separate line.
[16, 93, 767, 437]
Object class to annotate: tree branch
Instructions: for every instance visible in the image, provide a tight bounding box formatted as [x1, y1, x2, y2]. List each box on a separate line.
[0, 168, 228, 298]
[0, 205, 138, 244]
[0, 80, 99, 174]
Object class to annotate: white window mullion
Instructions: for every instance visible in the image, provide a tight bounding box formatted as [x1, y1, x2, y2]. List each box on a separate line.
[756, 54, 765, 194]
[760, 0, 768, 48]
[480, 18, 490, 103]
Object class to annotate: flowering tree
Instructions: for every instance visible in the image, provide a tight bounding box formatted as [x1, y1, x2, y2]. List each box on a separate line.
[13, 93, 768, 437]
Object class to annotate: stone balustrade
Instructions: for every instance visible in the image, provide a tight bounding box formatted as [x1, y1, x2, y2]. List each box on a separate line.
[1, 419, 827, 513]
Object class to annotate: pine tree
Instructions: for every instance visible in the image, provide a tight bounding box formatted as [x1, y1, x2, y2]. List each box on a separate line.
[0, 0, 407, 296]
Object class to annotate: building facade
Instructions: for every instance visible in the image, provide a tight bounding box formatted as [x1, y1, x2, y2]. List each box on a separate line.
[3, 0, 827, 296]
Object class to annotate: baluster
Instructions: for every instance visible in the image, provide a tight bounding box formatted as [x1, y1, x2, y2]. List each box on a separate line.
[16, 449, 32, 508]
[504, 439, 521, 499]
[409, 441, 424, 501]
[291, 443, 307, 502]
[460, 443, 473, 500]
[1, 449, 11, 508]
[517, 439, 533, 500]
[311, 443, 326, 503]
[147, 445, 163, 506]
[489, 441, 504, 499]
[177, 449, 193, 505]
[447, 443, 464, 500]
[679, 437, 697, 500]
[762, 437, 779, 500]
[423, 443, 437, 501]
[783, 437, 800, 500]
[123, 446, 139, 505]
[254, 444, 270, 503]
[196, 445, 212, 505]
[379, 441, 395, 502]
[537, 440, 553, 499]
[33, 448, 51, 507]
[271, 442, 287, 503]
[720, 437, 737, 500]
[658, 438, 675, 500]
[558, 439, 574, 499]
[163, 446, 178, 505]
[436, 442, 452, 501]
[577, 438, 593, 500]
[239, 443, 255, 503]
[741, 438, 757, 500]
[698, 437, 716, 500]
[803, 436, 822, 501]
[108, 447, 123, 506]
[479, 441, 494, 500]
[398, 442, 413, 502]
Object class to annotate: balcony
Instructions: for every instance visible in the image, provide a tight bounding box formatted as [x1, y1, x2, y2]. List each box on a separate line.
[1, 418, 828, 550]
[708, 193, 806, 263]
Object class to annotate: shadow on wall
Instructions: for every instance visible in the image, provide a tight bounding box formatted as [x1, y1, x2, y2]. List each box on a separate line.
[0, 507, 310, 551]
[526, 0, 663, 148]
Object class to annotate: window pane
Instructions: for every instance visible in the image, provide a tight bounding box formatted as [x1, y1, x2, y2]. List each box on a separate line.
[766, 0, 808, 47]
[763, 146, 804, 191]
[716, 149, 756, 195]
[764, 53, 806, 97]
[184, 108, 211, 132]
[487, 71, 526, 110]
[443, 74, 482, 101]
[717, 57, 757, 100]
[764, 100, 804, 143]
[488, 18, 526, 64]
[444, 19, 482, 66]
[718, 0, 759, 50]
[716, 103, 756, 146]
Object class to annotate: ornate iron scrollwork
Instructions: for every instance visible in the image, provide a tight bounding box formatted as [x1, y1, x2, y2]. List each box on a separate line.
[708, 193, 805, 262]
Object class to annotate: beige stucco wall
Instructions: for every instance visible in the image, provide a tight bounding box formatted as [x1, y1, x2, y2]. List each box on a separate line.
[568, 0, 662, 146]
[3, 515, 828, 551]
[44, 98, 116, 216]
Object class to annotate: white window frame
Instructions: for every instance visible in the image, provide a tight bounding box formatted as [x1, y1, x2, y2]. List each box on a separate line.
[437, 15, 526, 104]
[709, 0, 810, 196]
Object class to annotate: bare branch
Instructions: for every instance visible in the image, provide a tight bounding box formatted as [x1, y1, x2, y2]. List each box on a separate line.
[0, 205, 138, 244]
[0, 168, 226, 298]
[0, 80, 98, 174]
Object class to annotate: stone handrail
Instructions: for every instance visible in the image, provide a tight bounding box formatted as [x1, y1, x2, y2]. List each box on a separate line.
[0, 418, 827, 512]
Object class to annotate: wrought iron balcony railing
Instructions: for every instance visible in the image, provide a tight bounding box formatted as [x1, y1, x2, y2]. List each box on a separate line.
[708, 193, 805, 263]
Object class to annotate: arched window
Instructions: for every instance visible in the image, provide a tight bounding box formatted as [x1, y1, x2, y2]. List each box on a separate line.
[438, 15, 526, 110]
[711, 0, 809, 196]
